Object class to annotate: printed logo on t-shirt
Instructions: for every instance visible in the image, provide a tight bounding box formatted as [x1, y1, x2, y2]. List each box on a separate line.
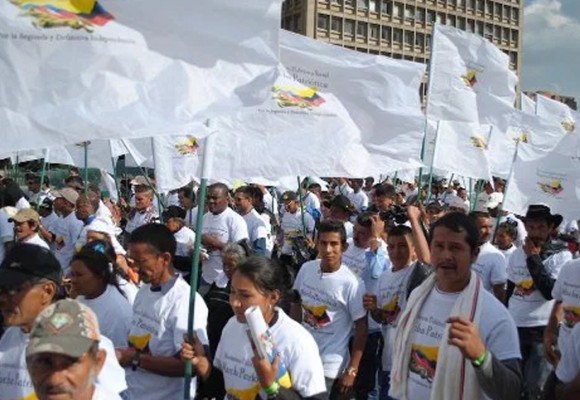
[302, 304, 331, 329]
[128, 333, 151, 352]
[381, 295, 401, 325]
[563, 306, 580, 329]
[514, 279, 535, 297]
[409, 344, 438, 383]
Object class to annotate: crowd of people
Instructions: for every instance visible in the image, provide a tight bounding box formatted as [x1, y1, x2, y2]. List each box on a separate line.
[0, 170, 580, 400]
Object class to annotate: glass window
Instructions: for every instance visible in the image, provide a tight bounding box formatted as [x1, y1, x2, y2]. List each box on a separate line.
[436, 13, 445, 24]
[458, 17, 466, 29]
[381, 26, 391, 40]
[427, 10, 435, 23]
[357, 21, 368, 37]
[467, 19, 474, 32]
[405, 30, 413, 45]
[467, 0, 475, 10]
[345, 0, 355, 7]
[448, 15, 456, 26]
[381, 1, 390, 14]
[318, 14, 330, 30]
[345, 19, 355, 34]
[476, 0, 484, 12]
[369, 0, 378, 12]
[370, 24, 379, 38]
[393, 3, 403, 18]
[504, 6, 510, 20]
[332, 17, 343, 32]
[476, 21, 483, 34]
[393, 28, 402, 42]
[514, 8, 519, 22]
[405, 5, 414, 20]
[494, 25, 501, 38]
[416, 8, 425, 22]
[415, 32, 425, 47]
[485, 0, 492, 14]
[357, 0, 369, 11]
[511, 29, 519, 43]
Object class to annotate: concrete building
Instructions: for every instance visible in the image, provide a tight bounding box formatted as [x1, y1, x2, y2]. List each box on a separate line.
[282, 0, 523, 74]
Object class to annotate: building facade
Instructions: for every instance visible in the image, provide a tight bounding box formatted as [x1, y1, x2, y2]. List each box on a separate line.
[525, 90, 577, 111]
[282, 0, 523, 74]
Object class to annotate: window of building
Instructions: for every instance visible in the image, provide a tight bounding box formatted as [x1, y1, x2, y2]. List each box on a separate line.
[370, 24, 379, 38]
[509, 52, 517, 66]
[494, 25, 501, 39]
[357, 0, 369, 11]
[485, 0, 492, 14]
[393, 3, 403, 18]
[426, 34, 432, 49]
[416, 8, 425, 22]
[416, 32, 425, 47]
[405, 5, 414, 20]
[381, 26, 391, 40]
[357, 21, 368, 37]
[427, 10, 435, 23]
[476, 21, 483, 34]
[465, 18, 473, 32]
[381, 0, 390, 14]
[476, 0, 484, 12]
[393, 28, 402, 43]
[449, 0, 457, 7]
[345, 19, 355, 35]
[502, 27, 509, 41]
[458, 17, 466, 29]
[332, 17, 343, 32]
[448, 15, 456, 26]
[318, 14, 330, 30]
[503, 5, 510, 21]
[405, 30, 413, 45]
[514, 8, 519, 23]
[344, 0, 355, 8]
[467, 0, 475, 10]
[495, 4, 502, 19]
[331, 0, 342, 5]
[458, 0, 466, 8]
[369, 0, 378, 12]
[511, 29, 518, 43]
[436, 12, 445, 24]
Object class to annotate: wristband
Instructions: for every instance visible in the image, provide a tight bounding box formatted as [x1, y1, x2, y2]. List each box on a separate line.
[471, 350, 488, 368]
[264, 381, 280, 395]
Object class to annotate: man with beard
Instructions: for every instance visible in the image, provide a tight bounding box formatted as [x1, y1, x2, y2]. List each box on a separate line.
[469, 211, 507, 303]
[506, 205, 572, 400]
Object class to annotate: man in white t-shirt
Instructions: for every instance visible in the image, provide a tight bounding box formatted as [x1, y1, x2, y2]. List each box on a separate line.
[291, 220, 367, 399]
[117, 224, 208, 400]
[347, 179, 369, 214]
[0, 244, 127, 400]
[388, 212, 521, 400]
[201, 183, 249, 291]
[469, 211, 507, 302]
[178, 185, 199, 230]
[279, 191, 315, 271]
[506, 205, 572, 400]
[25, 174, 51, 206]
[234, 186, 268, 257]
[334, 177, 354, 197]
[163, 205, 197, 273]
[52, 188, 84, 272]
[9, 208, 49, 249]
[26, 299, 123, 400]
[303, 182, 323, 221]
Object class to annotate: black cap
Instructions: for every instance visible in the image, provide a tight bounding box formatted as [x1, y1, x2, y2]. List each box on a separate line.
[330, 195, 355, 214]
[281, 191, 298, 202]
[162, 205, 186, 220]
[0, 244, 62, 287]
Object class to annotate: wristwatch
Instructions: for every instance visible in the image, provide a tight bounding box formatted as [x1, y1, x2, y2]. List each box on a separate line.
[344, 366, 358, 377]
[131, 350, 141, 371]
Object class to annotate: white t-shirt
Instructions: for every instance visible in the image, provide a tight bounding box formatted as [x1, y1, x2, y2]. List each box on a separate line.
[15, 197, 30, 210]
[201, 208, 249, 287]
[293, 260, 367, 379]
[243, 209, 268, 247]
[0, 327, 127, 400]
[556, 323, 580, 383]
[303, 192, 321, 213]
[508, 247, 572, 327]
[335, 183, 353, 196]
[174, 226, 196, 257]
[22, 233, 49, 250]
[78, 285, 133, 348]
[375, 264, 415, 371]
[215, 310, 326, 399]
[342, 238, 390, 332]
[93, 385, 123, 400]
[40, 211, 60, 238]
[471, 242, 507, 292]
[0, 208, 14, 264]
[407, 287, 521, 400]
[54, 212, 84, 273]
[498, 245, 517, 265]
[348, 191, 369, 212]
[552, 259, 580, 381]
[259, 212, 275, 257]
[126, 275, 208, 400]
[280, 210, 315, 255]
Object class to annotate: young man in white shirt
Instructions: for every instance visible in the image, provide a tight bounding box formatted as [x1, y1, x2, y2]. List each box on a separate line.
[117, 223, 208, 400]
[25, 175, 51, 206]
[347, 178, 369, 213]
[469, 211, 508, 303]
[291, 220, 368, 399]
[0, 244, 127, 399]
[506, 205, 572, 400]
[388, 212, 522, 400]
[163, 205, 197, 273]
[234, 186, 269, 257]
[9, 208, 49, 250]
[201, 183, 249, 292]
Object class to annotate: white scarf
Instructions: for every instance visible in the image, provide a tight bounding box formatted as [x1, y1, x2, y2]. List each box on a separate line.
[389, 271, 484, 400]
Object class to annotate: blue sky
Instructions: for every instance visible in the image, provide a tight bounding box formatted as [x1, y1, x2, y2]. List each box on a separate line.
[522, 0, 580, 103]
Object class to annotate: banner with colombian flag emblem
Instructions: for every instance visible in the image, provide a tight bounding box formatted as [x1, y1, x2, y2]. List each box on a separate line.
[0, 0, 282, 153]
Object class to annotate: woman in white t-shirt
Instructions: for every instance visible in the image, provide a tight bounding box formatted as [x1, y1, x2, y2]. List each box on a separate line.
[69, 240, 133, 348]
[494, 220, 518, 263]
[182, 256, 327, 400]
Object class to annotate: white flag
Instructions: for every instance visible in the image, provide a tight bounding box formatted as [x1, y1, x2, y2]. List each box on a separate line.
[65, 139, 146, 173]
[280, 30, 427, 174]
[153, 66, 368, 192]
[0, 0, 281, 152]
[503, 144, 580, 219]
[428, 24, 517, 124]
[432, 120, 492, 180]
[521, 93, 536, 115]
[536, 94, 579, 156]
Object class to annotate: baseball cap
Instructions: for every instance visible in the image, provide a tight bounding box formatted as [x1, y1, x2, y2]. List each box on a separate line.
[448, 196, 469, 213]
[8, 208, 40, 224]
[0, 243, 62, 287]
[162, 205, 186, 220]
[26, 299, 100, 360]
[426, 200, 446, 212]
[330, 195, 355, 214]
[281, 191, 298, 202]
[53, 188, 80, 206]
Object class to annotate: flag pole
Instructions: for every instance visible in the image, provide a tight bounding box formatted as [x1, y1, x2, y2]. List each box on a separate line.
[150, 137, 165, 217]
[110, 156, 121, 205]
[297, 176, 307, 236]
[425, 121, 441, 203]
[83, 142, 89, 193]
[184, 120, 215, 399]
[35, 149, 49, 211]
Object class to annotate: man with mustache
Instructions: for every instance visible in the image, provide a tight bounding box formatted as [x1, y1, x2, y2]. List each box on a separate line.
[507, 205, 572, 400]
[26, 299, 120, 400]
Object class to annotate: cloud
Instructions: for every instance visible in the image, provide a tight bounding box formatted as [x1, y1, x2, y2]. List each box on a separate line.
[522, 0, 580, 104]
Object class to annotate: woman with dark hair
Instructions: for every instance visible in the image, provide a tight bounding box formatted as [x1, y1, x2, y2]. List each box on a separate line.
[182, 256, 326, 400]
[494, 220, 518, 263]
[70, 240, 133, 348]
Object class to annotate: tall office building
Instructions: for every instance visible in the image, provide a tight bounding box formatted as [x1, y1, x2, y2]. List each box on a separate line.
[282, 0, 523, 74]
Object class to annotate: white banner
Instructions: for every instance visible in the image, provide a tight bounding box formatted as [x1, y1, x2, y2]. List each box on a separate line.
[503, 144, 580, 219]
[521, 93, 536, 115]
[0, 0, 281, 152]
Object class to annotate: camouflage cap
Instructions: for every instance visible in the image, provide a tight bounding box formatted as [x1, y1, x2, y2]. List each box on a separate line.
[26, 299, 100, 360]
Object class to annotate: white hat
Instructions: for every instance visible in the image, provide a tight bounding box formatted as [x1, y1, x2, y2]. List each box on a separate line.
[448, 196, 469, 213]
